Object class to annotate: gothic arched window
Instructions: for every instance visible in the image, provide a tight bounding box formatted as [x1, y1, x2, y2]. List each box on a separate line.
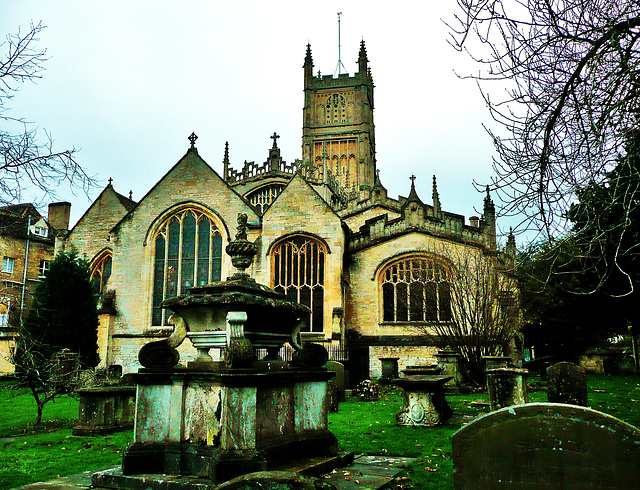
[380, 256, 452, 323]
[152, 209, 223, 325]
[272, 235, 326, 333]
[90, 252, 112, 295]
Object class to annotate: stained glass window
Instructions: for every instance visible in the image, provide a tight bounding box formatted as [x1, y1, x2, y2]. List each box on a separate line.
[152, 209, 222, 325]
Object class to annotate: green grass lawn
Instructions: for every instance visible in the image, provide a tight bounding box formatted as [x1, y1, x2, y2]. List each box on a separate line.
[0, 375, 638, 489]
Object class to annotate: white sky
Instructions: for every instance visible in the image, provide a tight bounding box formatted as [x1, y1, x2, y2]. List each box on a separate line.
[3, 1, 514, 239]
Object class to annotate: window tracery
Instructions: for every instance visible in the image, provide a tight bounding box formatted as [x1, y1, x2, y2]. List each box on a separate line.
[272, 235, 326, 333]
[380, 256, 452, 323]
[152, 209, 222, 325]
[90, 252, 112, 295]
[246, 184, 285, 213]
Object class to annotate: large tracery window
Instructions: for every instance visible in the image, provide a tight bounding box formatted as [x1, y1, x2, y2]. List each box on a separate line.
[90, 252, 112, 295]
[272, 236, 325, 333]
[152, 209, 223, 325]
[381, 257, 452, 323]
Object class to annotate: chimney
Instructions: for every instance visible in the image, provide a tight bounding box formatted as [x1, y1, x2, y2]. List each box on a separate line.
[469, 216, 479, 228]
[48, 202, 71, 230]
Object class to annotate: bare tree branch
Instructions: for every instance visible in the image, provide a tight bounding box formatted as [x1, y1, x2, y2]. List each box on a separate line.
[0, 21, 96, 207]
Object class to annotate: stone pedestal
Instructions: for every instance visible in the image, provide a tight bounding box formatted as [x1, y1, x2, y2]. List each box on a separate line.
[392, 375, 453, 427]
[379, 357, 399, 384]
[485, 368, 529, 411]
[434, 349, 461, 390]
[119, 368, 337, 484]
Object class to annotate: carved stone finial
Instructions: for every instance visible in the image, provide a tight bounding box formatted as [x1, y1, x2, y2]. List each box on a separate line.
[225, 213, 257, 279]
[188, 132, 198, 149]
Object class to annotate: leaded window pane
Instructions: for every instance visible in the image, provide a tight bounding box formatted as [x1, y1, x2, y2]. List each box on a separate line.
[152, 209, 222, 326]
[272, 236, 325, 333]
[380, 256, 451, 323]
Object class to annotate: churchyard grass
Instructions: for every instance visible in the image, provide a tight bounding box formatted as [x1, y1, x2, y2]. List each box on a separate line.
[0, 381, 131, 488]
[0, 375, 638, 488]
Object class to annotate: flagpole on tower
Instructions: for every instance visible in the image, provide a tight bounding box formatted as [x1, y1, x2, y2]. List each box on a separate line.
[334, 12, 347, 76]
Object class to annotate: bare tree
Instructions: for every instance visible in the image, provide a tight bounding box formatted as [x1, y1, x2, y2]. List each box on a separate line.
[447, 2, 640, 244]
[9, 332, 83, 426]
[1, 21, 95, 207]
[410, 246, 519, 386]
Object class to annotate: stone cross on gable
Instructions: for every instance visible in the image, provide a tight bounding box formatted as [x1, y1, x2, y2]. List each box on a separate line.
[188, 132, 198, 148]
[410, 174, 416, 184]
[270, 132, 280, 149]
[108, 177, 113, 186]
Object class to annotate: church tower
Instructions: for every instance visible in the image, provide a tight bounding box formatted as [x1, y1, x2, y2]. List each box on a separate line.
[302, 41, 376, 201]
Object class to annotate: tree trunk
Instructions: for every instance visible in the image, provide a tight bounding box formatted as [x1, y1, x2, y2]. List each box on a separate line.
[35, 401, 44, 426]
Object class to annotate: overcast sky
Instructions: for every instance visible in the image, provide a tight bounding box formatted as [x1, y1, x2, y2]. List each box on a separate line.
[3, 1, 513, 239]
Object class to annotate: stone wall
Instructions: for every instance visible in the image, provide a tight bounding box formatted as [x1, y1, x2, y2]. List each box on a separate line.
[369, 344, 439, 379]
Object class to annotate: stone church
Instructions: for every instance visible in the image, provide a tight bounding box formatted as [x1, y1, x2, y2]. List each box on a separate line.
[59, 42, 517, 383]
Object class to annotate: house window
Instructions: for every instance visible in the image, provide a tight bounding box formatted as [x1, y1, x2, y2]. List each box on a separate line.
[152, 209, 223, 326]
[272, 235, 325, 333]
[0, 297, 9, 328]
[33, 226, 48, 238]
[90, 254, 111, 293]
[381, 256, 452, 323]
[2, 257, 15, 274]
[39, 260, 51, 278]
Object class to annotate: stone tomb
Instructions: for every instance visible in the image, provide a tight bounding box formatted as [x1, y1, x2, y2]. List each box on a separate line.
[452, 403, 640, 489]
[547, 361, 588, 406]
[121, 367, 337, 482]
[392, 375, 453, 427]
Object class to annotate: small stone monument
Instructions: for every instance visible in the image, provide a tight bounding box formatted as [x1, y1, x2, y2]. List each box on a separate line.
[452, 403, 640, 489]
[434, 348, 461, 390]
[547, 361, 588, 406]
[485, 367, 528, 411]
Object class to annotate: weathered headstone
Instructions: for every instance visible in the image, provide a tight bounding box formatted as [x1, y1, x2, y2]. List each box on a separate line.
[379, 357, 399, 384]
[325, 360, 346, 401]
[547, 361, 588, 406]
[452, 403, 640, 489]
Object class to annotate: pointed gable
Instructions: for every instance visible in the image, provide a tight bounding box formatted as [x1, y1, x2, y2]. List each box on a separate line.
[65, 183, 137, 261]
[262, 174, 341, 240]
[111, 146, 258, 240]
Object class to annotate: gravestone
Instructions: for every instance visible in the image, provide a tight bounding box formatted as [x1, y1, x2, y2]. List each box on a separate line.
[452, 403, 640, 489]
[325, 360, 346, 401]
[379, 357, 399, 384]
[547, 361, 587, 406]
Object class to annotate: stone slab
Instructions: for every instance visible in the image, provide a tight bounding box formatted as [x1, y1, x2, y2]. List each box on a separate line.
[452, 402, 640, 489]
[320, 455, 413, 490]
